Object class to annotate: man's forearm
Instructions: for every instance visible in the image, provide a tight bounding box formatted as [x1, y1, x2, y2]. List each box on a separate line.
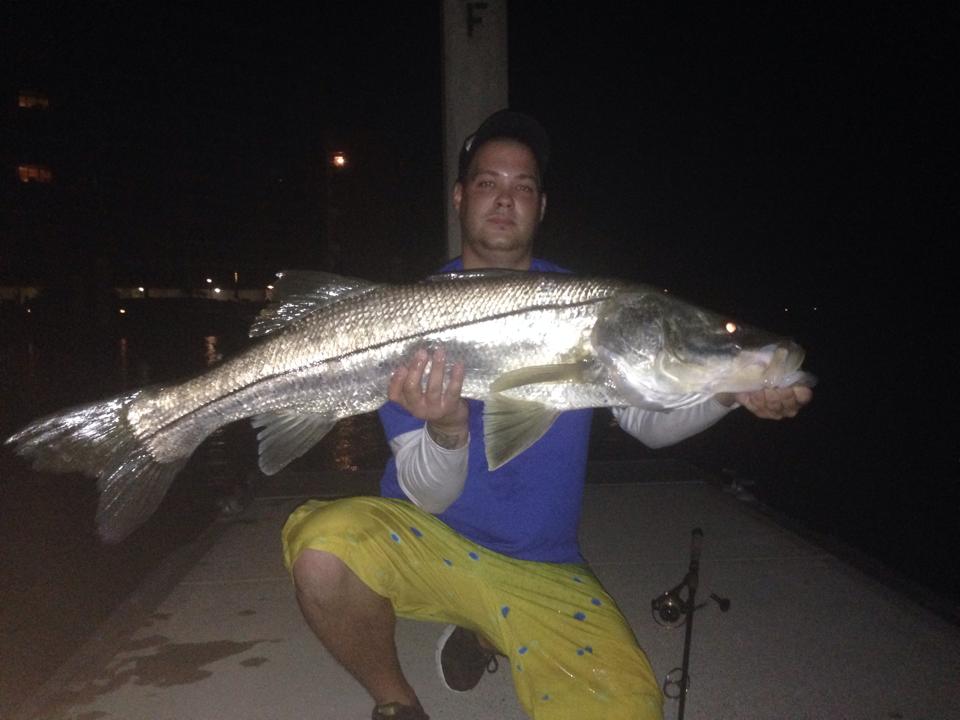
[391, 427, 469, 513]
[613, 399, 736, 448]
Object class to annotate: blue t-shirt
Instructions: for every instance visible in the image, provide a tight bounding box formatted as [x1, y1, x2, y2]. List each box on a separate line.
[378, 257, 594, 563]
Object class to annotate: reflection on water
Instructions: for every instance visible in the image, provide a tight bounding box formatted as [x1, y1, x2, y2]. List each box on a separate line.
[325, 415, 390, 472]
[119, 336, 129, 384]
[203, 335, 223, 366]
[335, 421, 362, 471]
[25, 339, 38, 383]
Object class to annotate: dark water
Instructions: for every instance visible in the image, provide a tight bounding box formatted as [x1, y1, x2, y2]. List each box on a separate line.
[1, 303, 957, 715]
[0, 306, 385, 717]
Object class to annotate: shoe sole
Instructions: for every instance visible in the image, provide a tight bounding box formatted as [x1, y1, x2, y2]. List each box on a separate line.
[434, 624, 470, 694]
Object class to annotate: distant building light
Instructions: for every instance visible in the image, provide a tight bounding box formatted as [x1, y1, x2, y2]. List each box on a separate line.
[137, 286, 145, 293]
[119, 308, 127, 315]
[18, 91, 50, 109]
[206, 278, 213, 284]
[330, 151, 348, 169]
[213, 287, 221, 294]
[266, 284, 274, 290]
[17, 164, 54, 183]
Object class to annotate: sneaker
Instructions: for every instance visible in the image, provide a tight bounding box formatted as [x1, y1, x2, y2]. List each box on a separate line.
[435, 624, 499, 692]
[371, 701, 429, 720]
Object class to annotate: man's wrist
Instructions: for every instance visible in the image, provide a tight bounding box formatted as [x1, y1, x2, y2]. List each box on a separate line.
[426, 421, 468, 450]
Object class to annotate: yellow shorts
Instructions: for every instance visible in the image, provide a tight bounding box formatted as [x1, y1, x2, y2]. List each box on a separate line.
[282, 496, 663, 720]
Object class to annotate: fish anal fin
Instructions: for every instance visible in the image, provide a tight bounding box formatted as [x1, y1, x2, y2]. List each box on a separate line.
[490, 363, 589, 393]
[482, 395, 560, 470]
[252, 411, 337, 475]
[97, 457, 188, 543]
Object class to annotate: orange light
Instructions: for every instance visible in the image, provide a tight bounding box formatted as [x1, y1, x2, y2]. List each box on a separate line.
[724, 322, 737, 333]
[330, 151, 348, 169]
[18, 92, 49, 109]
[17, 164, 53, 183]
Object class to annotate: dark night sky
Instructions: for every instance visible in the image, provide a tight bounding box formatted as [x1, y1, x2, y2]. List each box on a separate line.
[5, 3, 956, 356]
[2, 2, 958, 594]
[8, 2, 955, 400]
[5, 3, 953, 299]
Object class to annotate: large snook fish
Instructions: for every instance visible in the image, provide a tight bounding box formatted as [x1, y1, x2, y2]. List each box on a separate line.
[6, 270, 814, 542]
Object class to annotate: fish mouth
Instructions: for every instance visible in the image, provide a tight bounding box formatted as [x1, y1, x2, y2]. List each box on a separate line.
[661, 339, 811, 395]
[765, 342, 806, 385]
[730, 341, 809, 389]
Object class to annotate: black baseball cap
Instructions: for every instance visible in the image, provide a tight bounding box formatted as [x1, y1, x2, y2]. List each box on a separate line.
[457, 109, 550, 185]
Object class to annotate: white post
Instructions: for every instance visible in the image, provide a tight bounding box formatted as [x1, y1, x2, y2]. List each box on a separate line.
[441, 0, 509, 259]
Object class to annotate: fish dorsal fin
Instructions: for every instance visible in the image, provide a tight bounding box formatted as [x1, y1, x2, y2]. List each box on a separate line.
[490, 363, 591, 393]
[249, 270, 378, 338]
[251, 411, 337, 475]
[483, 395, 560, 470]
[423, 268, 531, 282]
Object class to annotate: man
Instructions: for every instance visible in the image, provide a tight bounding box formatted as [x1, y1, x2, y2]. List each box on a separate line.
[282, 110, 812, 720]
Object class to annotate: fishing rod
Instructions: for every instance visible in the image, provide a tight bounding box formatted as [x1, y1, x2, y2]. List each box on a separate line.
[651, 528, 729, 720]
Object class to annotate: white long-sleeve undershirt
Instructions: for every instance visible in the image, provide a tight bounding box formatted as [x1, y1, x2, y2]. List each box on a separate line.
[391, 399, 737, 513]
[390, 429, 470, 514]
[610, 397, 736, 449]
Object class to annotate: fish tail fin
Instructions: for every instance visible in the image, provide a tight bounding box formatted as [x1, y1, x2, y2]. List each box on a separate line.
[5, 391, 186, 543]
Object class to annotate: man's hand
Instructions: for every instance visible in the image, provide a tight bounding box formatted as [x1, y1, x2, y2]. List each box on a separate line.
[388, 348, 469, 449]
[715, 385, 813, 420]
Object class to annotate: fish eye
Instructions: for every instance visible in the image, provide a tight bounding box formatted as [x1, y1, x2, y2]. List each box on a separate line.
[724, 322, 738, 334]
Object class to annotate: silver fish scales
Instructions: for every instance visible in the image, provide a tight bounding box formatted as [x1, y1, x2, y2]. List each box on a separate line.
[6, 270, 814, 542]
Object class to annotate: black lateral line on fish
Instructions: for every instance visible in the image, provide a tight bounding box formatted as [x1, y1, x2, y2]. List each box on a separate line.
[140, 294, 612, 449]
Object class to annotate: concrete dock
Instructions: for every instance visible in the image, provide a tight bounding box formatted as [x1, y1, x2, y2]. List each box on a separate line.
[11, 462, 960, 720]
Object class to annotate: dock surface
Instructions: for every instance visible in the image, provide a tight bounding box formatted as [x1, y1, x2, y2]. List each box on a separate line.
[13, 462, 960, 720]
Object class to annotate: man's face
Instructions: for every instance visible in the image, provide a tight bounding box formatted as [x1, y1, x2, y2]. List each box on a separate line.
[453, 139, 546, 268]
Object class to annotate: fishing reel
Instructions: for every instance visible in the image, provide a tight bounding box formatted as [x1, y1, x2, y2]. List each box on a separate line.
[651, 586, 730, 628]
[650, 528, 730, 628]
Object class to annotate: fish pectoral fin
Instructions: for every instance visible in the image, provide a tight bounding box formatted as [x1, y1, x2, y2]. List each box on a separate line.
[482, 395, 560, 471]
[252, 411, 337, 475]
[481, 364, 585, 469]
[490, 363, 589, 393]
